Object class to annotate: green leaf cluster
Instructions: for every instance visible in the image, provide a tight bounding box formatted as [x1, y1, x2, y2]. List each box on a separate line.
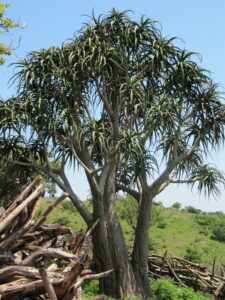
[0, 9, 224, 223]
[0, 2, 21, 64]
[150, 277, 211, 300]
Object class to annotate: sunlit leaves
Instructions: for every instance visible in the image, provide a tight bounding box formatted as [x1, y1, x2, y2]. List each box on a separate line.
[190, 164, 225, 197]
[0, 2, 22, 64]
[1, 9, 225, 197]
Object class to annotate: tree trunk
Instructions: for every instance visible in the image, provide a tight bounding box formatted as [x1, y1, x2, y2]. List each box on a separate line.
[92, 211, 141, 298]
[131, 187, 153, 299]
[88, 165, 141, 298]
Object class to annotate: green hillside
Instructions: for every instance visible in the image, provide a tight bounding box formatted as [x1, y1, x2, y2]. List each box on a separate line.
[38, 197, 225, 267]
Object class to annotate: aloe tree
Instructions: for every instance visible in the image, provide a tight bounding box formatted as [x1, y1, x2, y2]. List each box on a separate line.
[116, 45, 225, 295]
[0, 10, 225, 298]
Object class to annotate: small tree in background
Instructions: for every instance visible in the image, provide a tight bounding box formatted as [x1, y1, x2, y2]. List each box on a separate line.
[185, 206, 202, 214]
[172, 202, 182, 210]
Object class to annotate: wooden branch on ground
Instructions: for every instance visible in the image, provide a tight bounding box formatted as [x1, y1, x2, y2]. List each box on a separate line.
[64, 270, 113, 300]
[0, 184, 45, 234]
[0, 194, 44, 250]
[0, 179, 97, 300]
[39, 267, 58, 300]
[21, 247, 76, 266]
[148, 252, 225, 296]
[0, 176, 42, 221]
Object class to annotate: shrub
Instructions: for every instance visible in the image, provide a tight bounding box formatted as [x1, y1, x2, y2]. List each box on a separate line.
[151, 206, 165, 226]
[82, 280, 99, 297]
[184, 246, 202, 263]
[172, 202, 181, 210]
[153, 201, 163, 207]
[211, 223, 225, 242]
[199, 229, 209, 236]
[157, 222, 167, 229]
[117, 195, 139, 232]
[185, 206, 201, 214]
[148, 238, 160, 252]
[53, 216, 71, 226]
[150, 277, 211, 300]
[61, 200, 77, 212]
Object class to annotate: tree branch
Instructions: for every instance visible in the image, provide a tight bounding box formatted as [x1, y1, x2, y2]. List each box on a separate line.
[170, 179, 196, 184]
[39, 267, 58, 300]
[116, 183, 140, 202]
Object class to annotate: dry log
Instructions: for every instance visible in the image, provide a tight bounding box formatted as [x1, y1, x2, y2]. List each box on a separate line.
[0, 180, 101, 300]
[183, 263, 212, 288]
[165, 259, 187, 287]
[0, 194, 43, 250]
[215, 282, 225, 299]
[0, 277, 62, 299]
[5, 179, 225, 298]
[0, 176, 42, 221]
[0, 184, 45, 234]
[39, 267, 58, 300]
[149, 252, 207, 272]
[64, 270, 113, 300]
[148, 251, 225, 296]
[0, 206, 5, 218]
[0, 252, 17, 264]
[0, 265, 40, 281]
[74, 269, 113, 291]
[21, 247, 76, 266]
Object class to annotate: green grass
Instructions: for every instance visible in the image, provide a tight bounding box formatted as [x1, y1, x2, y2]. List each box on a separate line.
[36, 198, 86, 230]
[36, 198, 222, 299]
[148, 208, 225, 266]
[82, 278, 212, 300]
[37, 198, 225, 267]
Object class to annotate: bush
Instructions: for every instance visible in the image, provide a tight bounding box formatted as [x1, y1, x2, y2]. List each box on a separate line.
[185, 206, 201, 214]
[117, 195, 139, 232]
[172, 202, 181, 210]
[199, 229, 209, 236]
[150, 277, 211, 300]
[151, 206, 165, 226]
[153, 201, 163, 207]
[211, 224, 225, 242]
[82, 280, 99, 298]
[148, 238, 160, 252]
[195, 215, 216, 227]
[53, 216, 71, 226]
[157, 222, 167, 229]
[61, 200, 77, 212]
[184, 246, 202, 263]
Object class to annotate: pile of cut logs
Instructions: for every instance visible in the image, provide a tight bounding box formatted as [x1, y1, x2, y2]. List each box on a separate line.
[0, 176, 110, 300]
[148, 252, 225, 299]
[2, 176, 225, 299]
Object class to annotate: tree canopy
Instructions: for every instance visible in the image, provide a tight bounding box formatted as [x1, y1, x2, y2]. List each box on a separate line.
[0, 2, 21, 65]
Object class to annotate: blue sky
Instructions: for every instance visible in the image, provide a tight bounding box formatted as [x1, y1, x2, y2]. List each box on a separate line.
[1, 0, 225, 211]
